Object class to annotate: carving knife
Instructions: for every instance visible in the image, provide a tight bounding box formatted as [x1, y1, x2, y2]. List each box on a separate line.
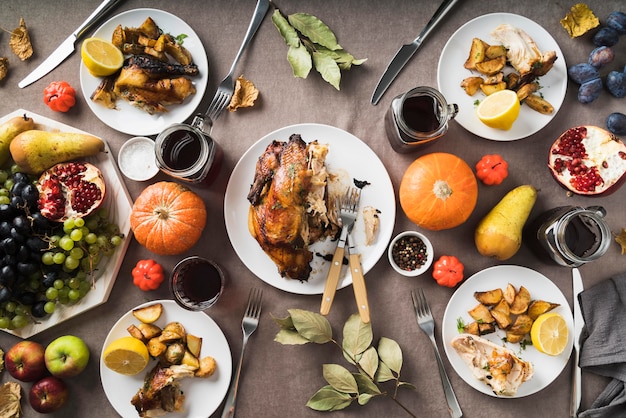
[370, 0, 460, 105]
[18, 0, 124, 88]
[570, 267, 584, 417]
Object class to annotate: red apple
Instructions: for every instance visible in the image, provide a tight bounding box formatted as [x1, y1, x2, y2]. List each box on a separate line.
[29, 376, 69, 413]
[44, 335, 90, 378]
[5, 340, 47, 382]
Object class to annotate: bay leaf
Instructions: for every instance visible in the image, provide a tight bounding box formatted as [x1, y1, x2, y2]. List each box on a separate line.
[374, 359, 396, 383]
[342, 313, 372, 357]
[323, 363, 358, 393]
[289, 309, 332, 343]
[358, 346, 379, 379]
[306, 386, 353, 411]
[287, 44, 312, 79]
[288, 13, 341, 51]
[270, 312, 295, 329]
[271, 9, 300, 48]
[353, 372, 381, 395]
[316, 46, 367, 70]
[312, 51, 341, 90]
[378, 337, 403, 374]
[274, 328, 311, 345]
[399, 381, 417, 390]
[358, 392, 375, 405]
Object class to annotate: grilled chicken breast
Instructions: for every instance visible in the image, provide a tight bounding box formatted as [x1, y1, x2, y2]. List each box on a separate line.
[451, 334, 534, 396]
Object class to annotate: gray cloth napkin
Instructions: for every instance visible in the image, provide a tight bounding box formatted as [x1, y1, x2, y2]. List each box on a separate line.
[577, 272, 626, 418]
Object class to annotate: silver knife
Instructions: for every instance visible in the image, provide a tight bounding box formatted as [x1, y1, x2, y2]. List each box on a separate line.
[18, 0, 124, 88]
[571, 267, 584, 417]
[370, 0, 460, 105]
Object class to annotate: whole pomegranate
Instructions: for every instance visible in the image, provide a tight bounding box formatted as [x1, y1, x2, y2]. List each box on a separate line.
[37, 162, 106, 221]
[549, 126, 626, 196]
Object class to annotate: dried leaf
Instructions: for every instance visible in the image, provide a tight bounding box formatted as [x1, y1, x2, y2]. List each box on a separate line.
[288, 309, 332, 344]
[0, 382, 22, 418]
[274, 328, 310, 345]
[227, 76, 259, 112]
[342, 313, 373, 358]
[288, 13, 341, 51]
[271, 9, 300, 48]
[323, 364, 359, 393]
[377, 337, 403, 374]
[358, 346, 379, 379]
[10, 18, 34, 61]
[374, 360, 395, 383]
[615, 228, 626, 254]
[0, 58, 8, 82]
[0, 347, 4, 371]
[306, 385, 353, 411]
[287, 43, 312, 78]
[353, 373, 381, 395]
[312, 51, 341, 90]
[560, 4, 600, 38]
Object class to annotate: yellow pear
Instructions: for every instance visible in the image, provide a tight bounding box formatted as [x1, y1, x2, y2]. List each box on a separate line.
[475, 184, 537, 260]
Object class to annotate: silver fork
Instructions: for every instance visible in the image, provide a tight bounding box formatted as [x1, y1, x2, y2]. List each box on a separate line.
[221, 288, 263, 418]
[205, 0, 270, 124]
[320, 187, 360, 316]
[411, 289, 463, 418]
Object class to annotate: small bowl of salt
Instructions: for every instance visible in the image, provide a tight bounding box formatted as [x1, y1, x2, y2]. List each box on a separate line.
[118, 136, 159, 182]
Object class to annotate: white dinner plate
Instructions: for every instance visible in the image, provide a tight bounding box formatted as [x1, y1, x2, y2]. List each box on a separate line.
[442, 265, 574, 398]
[80, 8, 209, 136]
[0, 109, 133, 339]
[100, 300, 232, 417]
[224, 123, 396, 295]
[437, 13, 567, 141]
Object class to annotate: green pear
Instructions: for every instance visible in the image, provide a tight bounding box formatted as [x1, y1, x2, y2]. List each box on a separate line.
[10, 130, 105, 174]
[0, 115, 34, 166]
[475, 184, 537, 260]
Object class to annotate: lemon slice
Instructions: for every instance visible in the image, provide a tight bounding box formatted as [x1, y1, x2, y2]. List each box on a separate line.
[81, 38, 124, 77]
[103, 336, 150, 375]
[530, 312, 568, 356]
[476, 89, 521, 130]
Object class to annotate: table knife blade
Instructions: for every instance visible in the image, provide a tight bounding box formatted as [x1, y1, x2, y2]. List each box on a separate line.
[571, 267, 584, 417]
[18, 0, 123, 88]
[370, 0, 460, 105]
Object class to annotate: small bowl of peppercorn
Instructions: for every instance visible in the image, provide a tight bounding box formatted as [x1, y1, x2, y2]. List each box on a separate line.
[388, 231, 434, 277]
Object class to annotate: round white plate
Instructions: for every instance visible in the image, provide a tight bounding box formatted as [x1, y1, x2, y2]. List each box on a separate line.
[224, 123, 396, 295]
[437, 13, 567, 141]
[80, 8, 209, 136]
[100, 300, 232, 417]
[442, 265, 574, 398]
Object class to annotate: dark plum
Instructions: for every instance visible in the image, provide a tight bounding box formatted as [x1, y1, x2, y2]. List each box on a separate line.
[578, 78, 603, 104]
[588, 46, 615, 68]
[606, 71, 626, 98]
[567, 63, 600, 84]
[592, 27, 619, 47]
[607, 11, 626, 34]
[607, 112, 626, 136]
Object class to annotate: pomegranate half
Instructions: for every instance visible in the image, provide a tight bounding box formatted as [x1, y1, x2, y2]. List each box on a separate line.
[37, 162, 106, 222]
[548, 125, 626, 196]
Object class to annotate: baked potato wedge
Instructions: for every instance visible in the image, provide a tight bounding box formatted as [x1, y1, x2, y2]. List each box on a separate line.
[195, 356, 217, 378]
[132, 302, 164, 324]
[460, 76, 484, 96]
[186, 334, 203, 358]
[523, 94, 554, 114]
[505, 331, 526, 344]
[510, 286, 531, 315]
[474, 288, 503, 305]
[468, 303, 495, 324]
[491, 309, 513, 329]
[516, 82, 540, 101]
[480, 81, 507, 96]
[147, 337, 167, 357]
[127, 324, 145, 341]
[478, 322, 496, 335]
[464, 38, 489, 70]
[508, 314, 533, 335]
[137, 323, 162, 341]
[485, 45, 507, 59]
[463, 321, 480, 336]
[528, 300, 560, 320]
[475, 56, 506, 76]
[503, 283, 516, 305]
[181, 350, 200, 370]
[160, 322, 186, 343]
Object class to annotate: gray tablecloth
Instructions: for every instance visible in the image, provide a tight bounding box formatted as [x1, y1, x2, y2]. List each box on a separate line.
[1, 1, 625, 417]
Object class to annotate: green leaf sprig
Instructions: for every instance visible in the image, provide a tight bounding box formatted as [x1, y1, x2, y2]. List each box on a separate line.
[273, 309, 417, 416]
[271, 9, 366, 90]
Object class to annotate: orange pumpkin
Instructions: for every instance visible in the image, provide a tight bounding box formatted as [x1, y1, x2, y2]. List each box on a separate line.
[399, 153, 478, 231]
[130, 181, 207, 255]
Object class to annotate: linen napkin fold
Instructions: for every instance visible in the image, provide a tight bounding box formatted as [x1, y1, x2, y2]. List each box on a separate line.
[577, 272, 626, 418]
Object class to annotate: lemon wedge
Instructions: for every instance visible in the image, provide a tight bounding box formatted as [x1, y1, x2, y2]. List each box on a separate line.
[476, 89, 521, 130]
[81, 38, 124, 77]
[530, 312, 568, 356]
[102, 336, 150, 375]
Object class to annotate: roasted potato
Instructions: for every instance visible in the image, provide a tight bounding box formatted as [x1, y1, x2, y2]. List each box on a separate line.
[523, 94, 554, 114]
[491, 309, 512, 329]
[160, 322, 186, 343]
[528, 300, 560, 320]
[484, 72, 504, 84]
[475, 56, 506, 76]
[132, 303, 164, 324]
[478, 322, 496, 335]
[127, 324, 145, 341]
[492, 299, 510, 315]
[505, 73, 521, 90]
[461, 76, 484, 96]
[147, 337, 167, 357]
[463, 321, 480, 336]
[508, 314, 533, 335]
[137, 323, 162, 341]
[474, 288, 503, 305]
[468, 303, 495, 324]
[505, 331, 525, 344]
[186, 334, 203, 359]
[464, 38, 489, 70]
[181, 350, 200, 370]
[516, 82, 540, 101]
[195, 356, 217, 378]
[480, 81, 507, 95]
[510, 286, 531, 315]
[503, 283, 516, 305]
[164, 342, 186, 365]
[485, 45, 507, 59]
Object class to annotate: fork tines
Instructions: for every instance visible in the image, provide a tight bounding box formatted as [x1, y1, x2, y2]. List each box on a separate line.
[411, 288, 430, 319]
[245, 288, 263, 318]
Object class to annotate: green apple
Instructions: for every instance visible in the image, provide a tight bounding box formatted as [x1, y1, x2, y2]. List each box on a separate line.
[44, 335, 90, 378]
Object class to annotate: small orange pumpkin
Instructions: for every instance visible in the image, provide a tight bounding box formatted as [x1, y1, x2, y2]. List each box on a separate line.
[399, 153, 478, 231]
[130, 181, 207, 255]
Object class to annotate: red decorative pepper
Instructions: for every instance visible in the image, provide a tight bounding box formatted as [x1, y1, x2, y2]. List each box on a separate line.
[132, 259, 165, 291]
[475, 154, 508, 186]
[43, 81, 76, 112]
[432, 255, 464, 287]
